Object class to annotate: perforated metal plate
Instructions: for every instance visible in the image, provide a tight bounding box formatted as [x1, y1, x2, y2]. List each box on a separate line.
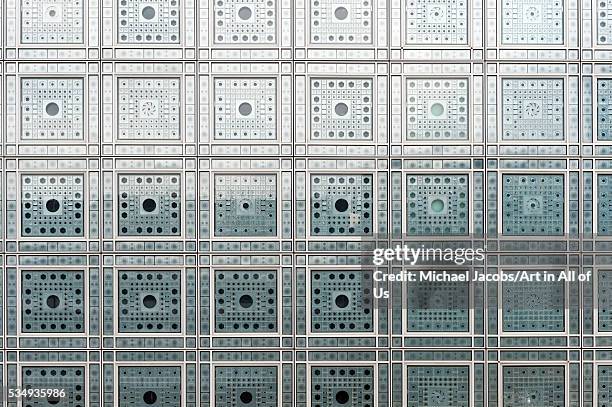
[598, 0, 612, 44]
[215, 366, 278, 407]
[405, 0, 468, 45]
[502, 366, 565, 406]
[214, 78, 276, 140]
[21, 270, 84, 333]
[118, 270, 181, 333]
[598, 175, 612, 235]
[117, 0, 180, 44]
[309, 0, 373, 44]
[214, 174, 277, 236]
[310, 270, 373, 333]
[598, 366, 612, 405]
[310, 174, 373, 236]
[311, 366, 374, 407]
[119, 366, 180, 406]
[598, 80, 612, 140]
[406, 275, 469, 332]
[118, 174, 181, 236]
[21, 174, 85, 237]
[21, 78, 84, 140]
[501, 78, 564, 140]
[502, 175, 564, 235]
[118, 78, 180, 140]
[501, 0, 564, 44]
[597, 270, 612, 331]
[213, 0, 277, 44]
[21, 0, 84, 44]
[502, 274, 564, 332]
[310, 78, 373, 140]
[406, 78, 468, 140]
[22, 366, 85, 406]
[214, 270, 277, 333]
[407, 366, 469, 406]
[406, 174, 469, 235]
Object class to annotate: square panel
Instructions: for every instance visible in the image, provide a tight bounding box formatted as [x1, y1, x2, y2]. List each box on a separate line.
[22, 366, 85, 406]
[406, 276, 469, 332]
[310, 174, 373, 236]
[405, 0, 468, 45]
[407, 366, 469, 406]
[21, 77, 84, 141]
[215, 366, 278, 406]
[118, 270, 181, 333]
[597, 270, 612, 331]
[502, 174, 564, 235]
[598, 80, 612, 140]
[213, 78, 277, 140]
[502, 366, 565, 406]
[214, 270, 278, 333]
[117, 77, 180, 140]
[406, 174, 469, 236]
[214, 174, 277, 237]
[21, 0, 84, 44]
[406, 78, 468, 140]
[310, 270, 373, 333]
[501, 78, 564, 140]
[598, 175, 612, 235]
[117, 174, 181, 236]
[309, 0, 373, 44]
[310, 78, 373, 140]
[502, 274, 564, 332]
[21, 270, 85, 333]
[118, 366, 181, 406]
[501, 0, 564, 44]
[310, 366, 374, 406]
[117, 0, 180, 44]
[21, 174, 85, 237]
[213, 0, 277, 44]
[598, 366, 612, 405]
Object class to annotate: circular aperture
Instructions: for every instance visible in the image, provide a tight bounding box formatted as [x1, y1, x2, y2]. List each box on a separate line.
[334, 6, 349, 20]
[46, 295, 60, 309]
[48, 7, 57, 17]
[239, 294, 254, 308]
[141, 6, 156, 20]
[240, 391, 253, 404]
[143, 391, 158, 405]
[334, 198, 349, 212]
[335, 102, 349, 116]
[335, 294, 350, 308]
[527, 198, 541, 211]
[238, 6, 253, 20]
[46, 199, 61, 213]
[47, 395, 61, 405]
[143, 295, 157, 309]
[335, 390, 350, 404]
[46, 102, 60, 116]
[430, 102, 445, 117]
[142, 198, 157, 213]
[430, 199, 445, 213]
[238, 102, 253, 116]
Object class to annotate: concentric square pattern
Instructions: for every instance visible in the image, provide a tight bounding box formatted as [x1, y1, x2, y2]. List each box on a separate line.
[21, 174, 85, 237]
[117, 0, 180, 43]
[21, 77, 84, 140]
[118, 77, 180, 140]
[406, 78, 468, 140]
[310, 174, 373, 236]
